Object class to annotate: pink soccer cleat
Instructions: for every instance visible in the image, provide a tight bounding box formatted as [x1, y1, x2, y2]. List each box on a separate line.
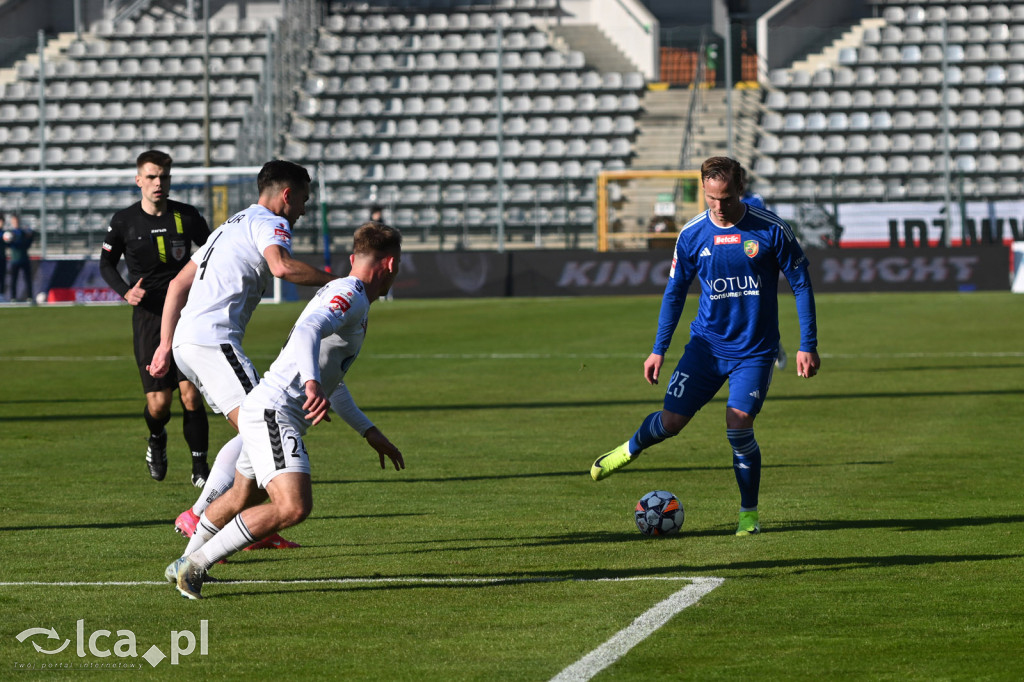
[243, 533, 301, 550]
[174, 508, 200, 538]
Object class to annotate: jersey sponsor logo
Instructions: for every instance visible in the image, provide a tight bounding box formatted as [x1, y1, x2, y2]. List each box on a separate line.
[102, 243, 113, 251]
[328, 294, 352, 313]
[699, 247, 711, 257]
[274, 228, 291, 242]
[669, 254, 677, 278]
[705, 274, 762, 301]
[714, 234, 741, 245]
[743, 240, 759, 258]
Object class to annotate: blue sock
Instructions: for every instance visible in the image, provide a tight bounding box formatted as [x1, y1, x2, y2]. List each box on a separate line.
[728, 428, 761, 510]
[628, 411, 672, 455]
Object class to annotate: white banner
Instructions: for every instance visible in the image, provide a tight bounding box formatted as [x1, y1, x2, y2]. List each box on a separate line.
[773, 200, 1024, 248]
[1012, 242, 1024, 294]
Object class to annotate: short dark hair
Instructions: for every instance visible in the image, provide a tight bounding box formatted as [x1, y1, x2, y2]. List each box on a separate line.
[257, 160, 311, 196]
[701, 156, 744, 192]
[136, 150, 172, 170]
[353, 221, 402, 257]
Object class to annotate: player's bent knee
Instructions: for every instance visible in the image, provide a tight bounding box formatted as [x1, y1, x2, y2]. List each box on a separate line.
[660, 410, 689, 435]
[275, 500, 312, 528]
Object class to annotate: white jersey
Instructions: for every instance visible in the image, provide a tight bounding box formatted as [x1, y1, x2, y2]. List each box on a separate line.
[245, 276, 372, 436]
[173, 204, 293, 348]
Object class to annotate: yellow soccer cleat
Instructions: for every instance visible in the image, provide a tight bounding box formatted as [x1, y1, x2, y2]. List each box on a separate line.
[590, 443, 638, 481]
[735, 510, 761, 536]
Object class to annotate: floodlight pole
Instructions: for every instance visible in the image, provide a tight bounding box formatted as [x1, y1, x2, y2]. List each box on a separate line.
[495, 20, 506, 253]
[202, 0, 213, 217]
[724, 20, 733, 158]
[37, 30, 48, 258]
[939, 18, 953, 246]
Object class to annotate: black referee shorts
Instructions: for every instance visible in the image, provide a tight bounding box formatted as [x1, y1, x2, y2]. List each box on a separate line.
[132, 305, 187, 394]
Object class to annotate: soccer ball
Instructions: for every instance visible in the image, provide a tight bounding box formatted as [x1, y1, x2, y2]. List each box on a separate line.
[635, 490, 684, 536]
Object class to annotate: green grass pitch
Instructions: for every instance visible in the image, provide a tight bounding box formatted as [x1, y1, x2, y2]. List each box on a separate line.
[1, 292, 1022, 680]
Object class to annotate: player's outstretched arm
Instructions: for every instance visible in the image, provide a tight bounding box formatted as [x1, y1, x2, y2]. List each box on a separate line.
[364, 427, 405, 471]
[148, 262, 197, 377]
[796, 350, 821, 378]
[643, 353, 665, 385]
[264, 245, 337, 288]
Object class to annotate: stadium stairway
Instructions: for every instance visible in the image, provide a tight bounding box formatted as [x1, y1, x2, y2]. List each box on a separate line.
[548, 23, 638, 76]
[618, 87, 760, 234]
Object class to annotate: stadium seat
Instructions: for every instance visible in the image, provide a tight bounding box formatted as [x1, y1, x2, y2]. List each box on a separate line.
[802, 134, 825, 154]
[846, 134, 869, 153]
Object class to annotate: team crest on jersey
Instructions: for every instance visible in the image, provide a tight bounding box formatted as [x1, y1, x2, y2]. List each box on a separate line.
[171, 239, 187, 261]
[743, 240, 759, 257]
[714, 234, 741, 245]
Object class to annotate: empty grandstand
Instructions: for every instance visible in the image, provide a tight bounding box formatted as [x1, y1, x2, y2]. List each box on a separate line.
[0, 0, 1020, 258]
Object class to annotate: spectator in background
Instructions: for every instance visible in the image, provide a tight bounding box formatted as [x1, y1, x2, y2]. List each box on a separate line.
[0, 213, 8, 302]
[369, 204, 384, 222]
[6, 214, 35, 303]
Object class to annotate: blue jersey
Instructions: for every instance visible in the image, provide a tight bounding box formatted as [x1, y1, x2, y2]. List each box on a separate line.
[653, 205, 817, 360]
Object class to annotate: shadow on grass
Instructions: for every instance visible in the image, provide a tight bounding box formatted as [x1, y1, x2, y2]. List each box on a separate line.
[204, 550, 1023, 600]
[261, 514, 1024, 561]
[2, 386, 1023, 422]
[318, 461, 891, 486]
[0, 512, 425, 533]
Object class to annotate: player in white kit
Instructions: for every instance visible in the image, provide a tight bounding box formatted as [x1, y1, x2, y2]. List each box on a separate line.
[168, 222, 404, 599]
[148, 160, 337, 549]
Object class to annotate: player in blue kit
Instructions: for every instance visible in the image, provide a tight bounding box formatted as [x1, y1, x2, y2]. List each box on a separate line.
[590, 157, 821, 536]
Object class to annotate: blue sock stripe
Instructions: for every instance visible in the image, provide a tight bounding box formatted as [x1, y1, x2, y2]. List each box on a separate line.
[647, 413, 670, 440]
[629, 411, 672, 454]
[727, 428, 761, 510]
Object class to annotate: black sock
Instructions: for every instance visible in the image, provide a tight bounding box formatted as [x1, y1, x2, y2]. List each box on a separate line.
[182, 408, 210, 469]
[144, 406, 170, 439]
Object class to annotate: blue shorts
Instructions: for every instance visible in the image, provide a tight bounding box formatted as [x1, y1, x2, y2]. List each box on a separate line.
[662, 337, 775, 417]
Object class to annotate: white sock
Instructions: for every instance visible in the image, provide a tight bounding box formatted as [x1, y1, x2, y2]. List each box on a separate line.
[189, 515, 256, 570]
[192, 435, 243, 515]
[183, 513, 220, 557]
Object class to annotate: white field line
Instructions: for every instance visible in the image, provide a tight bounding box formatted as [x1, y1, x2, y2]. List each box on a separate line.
[0, 575, 724, 682]
[4, 351, 1024, 362]
[0, 575, 713, 588]
[550, 576, 725, 682]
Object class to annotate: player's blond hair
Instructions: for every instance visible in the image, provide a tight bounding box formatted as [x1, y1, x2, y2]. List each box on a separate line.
[353, 221, 402, 257]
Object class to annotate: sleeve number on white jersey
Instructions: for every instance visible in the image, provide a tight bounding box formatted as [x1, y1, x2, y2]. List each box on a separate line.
[197, 231, 223, 280]
[667, 371, 689, 398]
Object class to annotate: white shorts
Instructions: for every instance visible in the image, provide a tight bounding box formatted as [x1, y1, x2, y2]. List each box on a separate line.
[174, 342, 260, 416]
[236, 402, 312, 489]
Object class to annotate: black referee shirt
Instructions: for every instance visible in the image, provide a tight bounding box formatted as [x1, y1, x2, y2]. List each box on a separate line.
[100, 200, 210, 315]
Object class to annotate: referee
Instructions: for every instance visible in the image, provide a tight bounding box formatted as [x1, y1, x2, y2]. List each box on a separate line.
[100, 150, 212, 486]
